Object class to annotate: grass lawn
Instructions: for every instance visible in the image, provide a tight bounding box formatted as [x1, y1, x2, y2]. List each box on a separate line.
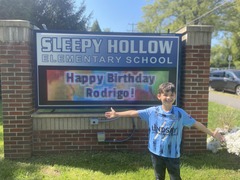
[0, 100, 240, 179]
[0, 100, 3, 158]
[208, 102, 240, 129]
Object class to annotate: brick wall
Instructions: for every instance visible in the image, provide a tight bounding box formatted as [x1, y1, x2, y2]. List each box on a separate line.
[0, 20, 34, 158]
[31, 114, 149, 154]
[181, 45, 210, 153]
[0, 20, 213, 159]
[33, 129, 148, 154]
[177, 26, 213, 153]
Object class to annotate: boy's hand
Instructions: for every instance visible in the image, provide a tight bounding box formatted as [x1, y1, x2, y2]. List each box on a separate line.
[213, 129, 225, 143]
[105, 107, 117, 119]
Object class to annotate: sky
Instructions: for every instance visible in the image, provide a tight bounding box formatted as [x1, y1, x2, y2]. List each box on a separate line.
[75, 0, 219, 45]
[76, 0, 152, 32]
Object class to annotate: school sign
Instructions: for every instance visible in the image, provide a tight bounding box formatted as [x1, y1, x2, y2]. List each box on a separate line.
[35, 32, 181, 108]
[0, 20, 213, 158]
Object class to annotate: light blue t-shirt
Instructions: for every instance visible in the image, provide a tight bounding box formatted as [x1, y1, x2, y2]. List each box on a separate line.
[137, 105, 196, 158]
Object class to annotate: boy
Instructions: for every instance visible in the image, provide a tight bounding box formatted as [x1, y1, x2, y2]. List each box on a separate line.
[105, 82, 225, 180]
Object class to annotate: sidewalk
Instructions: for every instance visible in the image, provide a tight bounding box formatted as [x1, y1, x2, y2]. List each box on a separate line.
[209, 90, 240, 109]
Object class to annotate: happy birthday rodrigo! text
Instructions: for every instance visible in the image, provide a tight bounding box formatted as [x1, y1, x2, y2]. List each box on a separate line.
[65, 72, 156, 86]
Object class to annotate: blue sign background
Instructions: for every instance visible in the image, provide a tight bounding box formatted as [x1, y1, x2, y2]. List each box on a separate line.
[36, 32, 180, 68]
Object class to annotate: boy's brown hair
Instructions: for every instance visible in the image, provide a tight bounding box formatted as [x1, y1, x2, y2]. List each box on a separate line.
[158, 82, 176, 94]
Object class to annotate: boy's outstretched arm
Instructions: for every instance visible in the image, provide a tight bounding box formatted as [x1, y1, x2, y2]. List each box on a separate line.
[193, 121, 225, 142]
[105, 108, 139, 119]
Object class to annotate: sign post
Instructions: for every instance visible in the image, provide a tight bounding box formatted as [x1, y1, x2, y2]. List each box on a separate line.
[228, 55, 232, 69]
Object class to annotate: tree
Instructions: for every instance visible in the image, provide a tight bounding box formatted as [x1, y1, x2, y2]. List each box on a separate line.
[212, 1, 240, 68]
[222, 1, 240, 68]
[31, 0, 92, 31]
[90, 20, 102, 32]
[0, 0, 91, 31]
[211, 42, 231, 68]
[102, 28, 111, 32]
[0, 0, 34, 20]
[137, 0, 229, 33]
[138, 0, 240, 68]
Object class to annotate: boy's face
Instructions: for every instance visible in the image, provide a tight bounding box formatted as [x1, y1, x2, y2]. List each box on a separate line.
[157, 91, 176, 106]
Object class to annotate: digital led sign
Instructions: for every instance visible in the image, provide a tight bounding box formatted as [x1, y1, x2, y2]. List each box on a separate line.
[35, 31, 181, 108]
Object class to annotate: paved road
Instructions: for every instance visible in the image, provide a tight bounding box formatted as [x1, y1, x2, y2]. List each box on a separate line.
[209, 90, 240, 109]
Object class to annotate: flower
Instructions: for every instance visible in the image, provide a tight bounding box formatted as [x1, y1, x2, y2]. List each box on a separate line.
[224, 128, 240, 156]
[207, 127, 240, 156]
[207, 136, 222, 153]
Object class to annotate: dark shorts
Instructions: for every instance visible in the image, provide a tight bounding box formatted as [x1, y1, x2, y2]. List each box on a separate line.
[151, 153, 181, 180]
